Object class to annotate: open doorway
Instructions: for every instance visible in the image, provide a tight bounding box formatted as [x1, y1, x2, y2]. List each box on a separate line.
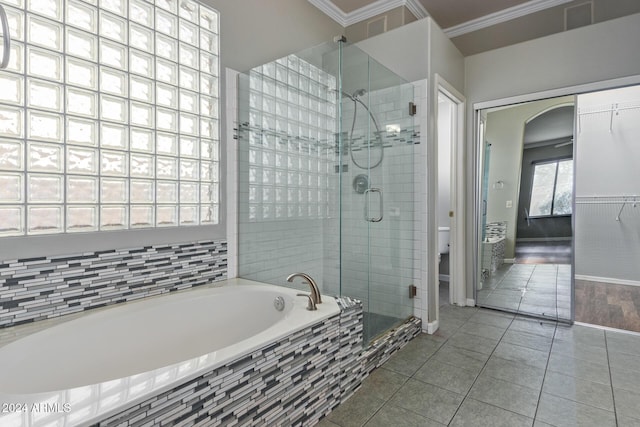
[435, 77, 466, 311]
[437, 92, 454, 306]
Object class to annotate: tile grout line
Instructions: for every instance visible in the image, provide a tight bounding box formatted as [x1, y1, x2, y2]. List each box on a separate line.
[360, 326, 461, 427]
[359, 369, 412, 427]
[425, 308, 481, 426]
[444, 311, 518, 426]
[481, 262, 514, 302]
[555, 265, 559, 322]
[392, 313, 466, 426]
[517, 264, 532, 315]
[482, 263, 573, 321]
[538, 326, 623, 425]
[531, 320, 558, 426]
[603, 331, 620, 427]
[368, 308, 474, 426]
[337, 321, 460, 427]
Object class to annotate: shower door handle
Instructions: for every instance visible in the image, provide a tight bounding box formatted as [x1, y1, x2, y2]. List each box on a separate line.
[364, 188, 383, 222]
[0, 4, 10, 69]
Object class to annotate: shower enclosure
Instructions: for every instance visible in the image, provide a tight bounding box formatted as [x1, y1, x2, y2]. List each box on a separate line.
[237, 41, 417, 343]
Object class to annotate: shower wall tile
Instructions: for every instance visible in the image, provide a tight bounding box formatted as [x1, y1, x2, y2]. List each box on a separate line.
[237, 54, 340, 293]
[0, 240, 227, 327]
[238, 219, 328, 293]
[237, 54, 337, 226]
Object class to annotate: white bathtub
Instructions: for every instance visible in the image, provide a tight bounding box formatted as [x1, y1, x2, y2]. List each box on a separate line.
[0, 278, 339, 426]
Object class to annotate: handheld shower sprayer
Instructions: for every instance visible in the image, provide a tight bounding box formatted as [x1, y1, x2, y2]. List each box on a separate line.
[342, 88, 384, 169]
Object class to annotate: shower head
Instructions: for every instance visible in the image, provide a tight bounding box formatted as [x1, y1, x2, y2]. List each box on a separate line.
[352, 89, 366, 98]
[341, 89, 367, 100]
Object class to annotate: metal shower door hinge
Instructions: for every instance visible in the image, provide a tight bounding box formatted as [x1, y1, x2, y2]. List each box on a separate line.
[409, 285, 417, 298]
[409, 102, 417, 116]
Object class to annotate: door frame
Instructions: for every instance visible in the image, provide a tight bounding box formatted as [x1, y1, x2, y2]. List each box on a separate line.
[471, 74, 640, 322]
[433, 75, 467, 312]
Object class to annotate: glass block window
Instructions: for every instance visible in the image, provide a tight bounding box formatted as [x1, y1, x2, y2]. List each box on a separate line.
[243, 55, 337, 222]
[0, 0, 220, 236]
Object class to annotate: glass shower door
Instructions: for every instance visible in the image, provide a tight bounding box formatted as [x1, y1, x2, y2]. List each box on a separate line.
[339, 44, 415, 342]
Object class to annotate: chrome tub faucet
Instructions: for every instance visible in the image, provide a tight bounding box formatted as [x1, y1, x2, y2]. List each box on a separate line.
[286, 273, 322, 305]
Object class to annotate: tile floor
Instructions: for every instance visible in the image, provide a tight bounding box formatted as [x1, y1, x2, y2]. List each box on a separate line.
[478, 264, 571, 321]
[318, 304, 640, 427]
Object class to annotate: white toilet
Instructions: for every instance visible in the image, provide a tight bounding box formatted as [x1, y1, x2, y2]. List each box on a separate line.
[438, 226, 450, 262]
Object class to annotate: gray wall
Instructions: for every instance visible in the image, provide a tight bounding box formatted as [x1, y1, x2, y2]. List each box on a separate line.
[465, 13, 640, 104]
[344, 6, 416, 44]
[465, 13, 640, 299]
[355, 19, 465, 94]
[355, 19, 430, 84]
[452, 0, 640, 56]
[204, 0, 343, 73]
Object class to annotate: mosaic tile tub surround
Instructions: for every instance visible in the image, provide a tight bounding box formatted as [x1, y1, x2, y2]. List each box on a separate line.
[0, 240, 228, 327]
[99, 312, 343, 427]
[0, 238, 420, 425]
[485, 221, 507, 240]
[0, 286, 418, 425]
[482, 221, 507, 278]
[96, 297, 420, 426]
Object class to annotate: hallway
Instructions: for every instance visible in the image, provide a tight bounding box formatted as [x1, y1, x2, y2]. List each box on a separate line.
[319, 305, 640, 426]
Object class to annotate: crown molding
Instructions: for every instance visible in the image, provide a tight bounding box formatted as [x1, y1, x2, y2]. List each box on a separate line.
[308, 0, 428, 28]
[308, 0, 348, 26]
[345, 0, 406, 26]
[405, 0, 429, 20]
[444, 0, 574, 38]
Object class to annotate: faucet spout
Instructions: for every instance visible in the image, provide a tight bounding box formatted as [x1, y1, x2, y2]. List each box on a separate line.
[286, 273, 322, 305]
